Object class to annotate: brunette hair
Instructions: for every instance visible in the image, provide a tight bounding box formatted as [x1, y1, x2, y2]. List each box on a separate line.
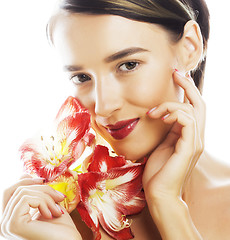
[50, 0, 210, 93]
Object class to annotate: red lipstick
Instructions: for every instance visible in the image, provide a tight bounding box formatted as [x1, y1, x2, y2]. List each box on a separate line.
[106, 118, 139, 140]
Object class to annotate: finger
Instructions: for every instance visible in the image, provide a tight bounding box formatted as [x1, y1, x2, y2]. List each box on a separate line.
[18, 184, 66, 201]
[159, 110, 198, 185]
[162, 108, 204, 188]
[147, 101, 194, 119]
[162, 110, 196, 150]
[173, 70, 205, 111]
[2, 185, 65, 222]
[2, 177, 45, 213]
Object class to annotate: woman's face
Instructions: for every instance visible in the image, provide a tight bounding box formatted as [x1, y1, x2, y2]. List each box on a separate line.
[52, 13, 184, 160]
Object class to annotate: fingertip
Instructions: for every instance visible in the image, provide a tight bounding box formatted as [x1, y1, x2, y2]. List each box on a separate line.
[161, 113, 170, 121]
[56, 204, 65, 215]
[32, 178, 46, 184]
[55, 190, 67, 199]
[173, 69, 184, 79]
[48, 203, 64, 218]
[146, 106, 157, 115]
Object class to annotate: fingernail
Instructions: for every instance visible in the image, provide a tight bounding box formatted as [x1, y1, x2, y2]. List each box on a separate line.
[161, 113, 170, 120]
[146, 107, 157, 114]
[174, 70, 184, 77]
[33, 178, 46, 183]
[56, 204, 64, 214]
[174, 68, 178, 72]
[55, 190, 67, 198]
[48, 210, 53, 219]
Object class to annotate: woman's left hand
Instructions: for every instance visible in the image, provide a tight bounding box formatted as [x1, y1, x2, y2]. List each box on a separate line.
[142, 69, 205, 202]
[142, 70, 205, 239]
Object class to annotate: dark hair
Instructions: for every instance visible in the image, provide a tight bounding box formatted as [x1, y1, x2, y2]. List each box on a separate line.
[52, 0, 210, 93]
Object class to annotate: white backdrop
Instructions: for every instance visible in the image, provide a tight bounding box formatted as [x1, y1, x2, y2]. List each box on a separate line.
[0, 0, 229, 233]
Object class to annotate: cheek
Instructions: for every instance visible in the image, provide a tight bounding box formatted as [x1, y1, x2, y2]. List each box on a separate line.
[123, 66, 179, 108]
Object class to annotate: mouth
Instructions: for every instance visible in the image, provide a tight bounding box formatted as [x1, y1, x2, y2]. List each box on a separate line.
[105, 118, 140, 140]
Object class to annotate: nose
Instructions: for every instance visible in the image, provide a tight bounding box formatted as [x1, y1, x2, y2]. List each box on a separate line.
[94, 75, 123, 117]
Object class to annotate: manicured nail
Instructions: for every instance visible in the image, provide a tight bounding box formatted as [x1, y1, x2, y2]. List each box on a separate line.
[55, 190, 67, 198]
[48, 210, 53, 219]
[147, 107, 157, 114]
[33, 178, 46, 183]
[56, 204, 64, 214]
[174, 68, 178, 72]
[174, 70, 184, 77]
[161, 113, 170, 120]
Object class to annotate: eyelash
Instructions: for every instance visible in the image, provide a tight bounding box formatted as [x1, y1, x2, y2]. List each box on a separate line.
[70, 73, 91, 85]
[117, 61, 140, 73]
[70, 61, 140, 85]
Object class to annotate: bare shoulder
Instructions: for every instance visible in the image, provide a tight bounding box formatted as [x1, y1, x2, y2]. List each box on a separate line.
[189, 151, 230, 239]
[198, 151, 230, 183]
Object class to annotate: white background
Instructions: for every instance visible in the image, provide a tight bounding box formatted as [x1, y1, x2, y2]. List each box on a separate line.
[0, 0, 229, 232]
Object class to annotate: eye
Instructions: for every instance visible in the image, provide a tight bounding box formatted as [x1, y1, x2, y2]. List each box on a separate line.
[118, 61, 139, 72]
[70, 74, 91, 85]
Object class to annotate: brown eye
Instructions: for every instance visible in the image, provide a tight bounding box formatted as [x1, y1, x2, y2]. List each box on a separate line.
[71, 74, 91, 85]
[119, 61, 139, 72]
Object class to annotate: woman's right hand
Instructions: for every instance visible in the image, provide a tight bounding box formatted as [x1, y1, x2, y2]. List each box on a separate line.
[0, 174, 82, 240]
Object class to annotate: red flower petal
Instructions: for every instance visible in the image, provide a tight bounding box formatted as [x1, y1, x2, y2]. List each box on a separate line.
[56, 96, 88, 121]
[98, 211, 134, 240]
[117, 191, 146, 216]
[83, 132, 95, 147]
[105, 164, 146, 216]
[57, 113, 90, 143]
[106, 163, 145, 197]
[78, 172, 104, 201]
[77, 202, 101, 240]
[88, 145, 126, 173]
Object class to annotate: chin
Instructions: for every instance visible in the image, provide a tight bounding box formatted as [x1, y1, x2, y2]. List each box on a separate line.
[108, 128, 171, 162]
[109, 139, 157, 162]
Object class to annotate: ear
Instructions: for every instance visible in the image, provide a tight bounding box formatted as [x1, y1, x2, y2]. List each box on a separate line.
[176, 20, 203, 72]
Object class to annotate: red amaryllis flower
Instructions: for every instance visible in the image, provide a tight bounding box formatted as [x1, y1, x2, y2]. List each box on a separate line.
[20, 96, 93, 182]
[77, 145, 146, 240]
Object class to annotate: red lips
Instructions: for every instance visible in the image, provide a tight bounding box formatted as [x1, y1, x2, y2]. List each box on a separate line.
[105, 118, 140, 140]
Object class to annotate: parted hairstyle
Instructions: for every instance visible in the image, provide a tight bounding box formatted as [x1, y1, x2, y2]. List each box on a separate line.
[49, 0, 210, 93]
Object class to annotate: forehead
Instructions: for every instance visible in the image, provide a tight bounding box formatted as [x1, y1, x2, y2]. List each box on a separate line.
[51, 12, 171, 61]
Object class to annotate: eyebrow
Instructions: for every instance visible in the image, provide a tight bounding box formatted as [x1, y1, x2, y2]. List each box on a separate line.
[104, 47, 149, 63]
[63, 65, 84, 72]
[63, 47, 149, 72]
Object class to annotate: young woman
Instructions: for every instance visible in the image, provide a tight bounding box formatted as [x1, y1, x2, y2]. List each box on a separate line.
[1, 0, 230, 239]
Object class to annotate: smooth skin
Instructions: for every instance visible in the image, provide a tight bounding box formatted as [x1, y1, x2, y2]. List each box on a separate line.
[2, 13, 230, 240]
